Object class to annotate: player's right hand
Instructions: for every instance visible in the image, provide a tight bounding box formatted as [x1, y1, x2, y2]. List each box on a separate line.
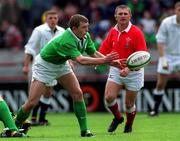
[22, 65, 29, 78]
[160, 56, 168, 70]
[120, 67, 129, 77]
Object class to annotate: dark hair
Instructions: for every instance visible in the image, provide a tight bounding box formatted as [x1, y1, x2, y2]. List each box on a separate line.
[115, 5, 132, 15]
[175, 2, 180, 9]
[69, 14, 88, 29]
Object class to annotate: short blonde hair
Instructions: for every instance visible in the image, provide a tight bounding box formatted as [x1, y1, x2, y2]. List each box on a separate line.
[115, 5, 132, 15]
[41, 10, 58, 23]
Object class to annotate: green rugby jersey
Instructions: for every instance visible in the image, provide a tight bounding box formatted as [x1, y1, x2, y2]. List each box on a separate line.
[40, 28, 96, 65]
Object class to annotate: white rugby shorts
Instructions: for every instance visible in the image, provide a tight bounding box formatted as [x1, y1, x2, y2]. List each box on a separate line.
[32, 55, 73, 86]
[107, 67, 144, 91]
[157, 55, 180, 74]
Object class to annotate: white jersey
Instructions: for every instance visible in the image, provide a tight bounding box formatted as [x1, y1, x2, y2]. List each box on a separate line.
[156, 15, 180, 56]
[156, 15, 180, 74]
[24, 23, 65, 58]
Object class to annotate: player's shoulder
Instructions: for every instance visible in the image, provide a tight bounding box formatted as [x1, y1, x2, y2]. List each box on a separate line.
[34, 24, 47, 32]
[36, 24, 46, 29]
[162, 15, 176, 24]
[130, 25, 143, 34]
[109, 27, 117, 33]
[56, 26, 65, 32]
[106, 27, 118, 37]
[131, 25, 141, 31]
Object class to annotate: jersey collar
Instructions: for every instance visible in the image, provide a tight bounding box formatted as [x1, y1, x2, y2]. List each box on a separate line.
[67, 28, 87, 42]
[114, 22, 132, 33]
[44, 23, 58, 32]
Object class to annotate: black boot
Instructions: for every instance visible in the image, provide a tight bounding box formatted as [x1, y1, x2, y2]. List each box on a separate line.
[38, 101, 50, 126]
[149, 94, 163, 116]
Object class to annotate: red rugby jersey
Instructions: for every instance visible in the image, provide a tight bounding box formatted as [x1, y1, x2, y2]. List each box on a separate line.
[99, 23, 147, 59]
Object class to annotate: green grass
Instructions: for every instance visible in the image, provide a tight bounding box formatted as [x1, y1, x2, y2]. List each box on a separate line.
[0, 112, 180, 141]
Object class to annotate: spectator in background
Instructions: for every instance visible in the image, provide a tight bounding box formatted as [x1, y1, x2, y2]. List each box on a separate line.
[60, 3, 79, 28]
[140, 10, 157, 48]
[126, 0, 145, 23]
[23, 10, 65, 126]
[149, 2, 180, 116]
[0, 20, 23, 51]
[0, 0, 21, 25]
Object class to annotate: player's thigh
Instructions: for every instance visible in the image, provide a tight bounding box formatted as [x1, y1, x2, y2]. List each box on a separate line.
[57, 72, 83, 100]
[125, 90, 137, 108]
[105, 80, 123, 101]
[156, 73, 169, 89]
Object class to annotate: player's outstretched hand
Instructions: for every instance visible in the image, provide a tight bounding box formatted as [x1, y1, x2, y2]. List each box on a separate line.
[105, 52, 119, 63]
[110, 58, 127, 69]
[120, 67, 129, 77]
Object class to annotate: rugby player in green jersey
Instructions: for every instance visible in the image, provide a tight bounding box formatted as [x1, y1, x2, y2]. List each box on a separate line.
[15, 14, 122, 137]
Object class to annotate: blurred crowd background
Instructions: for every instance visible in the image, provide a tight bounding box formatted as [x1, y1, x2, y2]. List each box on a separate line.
[0, 0, 179, 81]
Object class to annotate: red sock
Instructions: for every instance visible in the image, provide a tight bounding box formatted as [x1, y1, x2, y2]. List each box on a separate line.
[108, 102, 122, 119]
[125, 111, 136, 126]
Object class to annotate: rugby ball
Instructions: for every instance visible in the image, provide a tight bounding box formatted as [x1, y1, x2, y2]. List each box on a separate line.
[127, 51, 151, 70]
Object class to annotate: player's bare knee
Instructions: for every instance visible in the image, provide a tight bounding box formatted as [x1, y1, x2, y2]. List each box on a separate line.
[44, 87, 53, 97]
[43, 92, 52, 97]
[125, 102, 135, 109]
[126, 105, 136, 113]
[105, 94, 115, 103]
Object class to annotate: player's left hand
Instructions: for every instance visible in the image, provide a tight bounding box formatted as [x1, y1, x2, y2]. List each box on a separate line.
[105, 52, 119, 63]
[120, 67, 129, 77]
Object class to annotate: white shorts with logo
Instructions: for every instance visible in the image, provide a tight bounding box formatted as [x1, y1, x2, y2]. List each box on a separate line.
[32, 55, 73, 86]
[157, 55, 180, 74]
[107, 67, 144, 91]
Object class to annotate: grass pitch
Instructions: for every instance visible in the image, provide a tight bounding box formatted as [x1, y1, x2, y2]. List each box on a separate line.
[0, 112, 180, 141]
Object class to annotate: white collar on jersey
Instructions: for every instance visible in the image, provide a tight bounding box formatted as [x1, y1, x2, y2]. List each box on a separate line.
[114, 22, 132, 32]
[44, 23, 59, 32]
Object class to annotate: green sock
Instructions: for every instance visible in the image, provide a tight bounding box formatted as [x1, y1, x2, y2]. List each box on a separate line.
[15, 107, 30, 128]
[0, 100, 18, 131]
[73, 101, 88, 132]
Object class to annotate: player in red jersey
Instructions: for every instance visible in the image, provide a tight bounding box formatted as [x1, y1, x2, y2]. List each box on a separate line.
[99, 5, 147, 133]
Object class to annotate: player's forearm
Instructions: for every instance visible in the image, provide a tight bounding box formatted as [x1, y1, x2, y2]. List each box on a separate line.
[24, 54, 33, 67]
[75, 56, 107, 65]
[91, 51, 105, 58]
[157, 43, 165, 57]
